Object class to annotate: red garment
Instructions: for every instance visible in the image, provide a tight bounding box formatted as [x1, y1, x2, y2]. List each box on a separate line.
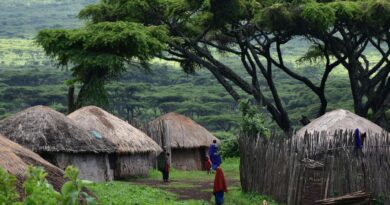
[165, 161, 170, 172]
[213, 167, 227, 193]
[205, 159, 212, 170]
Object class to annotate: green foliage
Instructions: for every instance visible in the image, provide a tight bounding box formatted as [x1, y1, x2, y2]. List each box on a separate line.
[220, 136, 240, 158]
[214, 131, 240, 158]
[256, 3, 296, 30]
[329, 1, 363, 22]
[0, 168, 19, 205]
[61, 166, 96, 205]
[365, 0, 390, 28]
[23, 167, 60, 205]
[239, 101, 270, 137]
[0, 166, 96, 205]
[302, 3, 335, 31]
[36, 20, 168, 108]
[297, 45, 325, 64]
[386, 109, 390, 121]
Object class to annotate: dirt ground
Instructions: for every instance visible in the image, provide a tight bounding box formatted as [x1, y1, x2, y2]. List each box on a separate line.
[129, 178, 240, 201]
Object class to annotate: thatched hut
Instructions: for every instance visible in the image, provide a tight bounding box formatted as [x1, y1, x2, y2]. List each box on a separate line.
[296, 109, 386, 137]
[0, 133, 65, 198]
[146, 112, 219, 170]
[0, 106, 115, 181]
[68, 106, 162, 178]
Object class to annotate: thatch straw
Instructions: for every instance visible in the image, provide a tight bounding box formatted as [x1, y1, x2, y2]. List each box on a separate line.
[0, 106, 115, 153]
[68, 106, 162, 154]
[146, 112, 219, 149]
[0, 134, 65, 197]
[296, 109, 386, 137]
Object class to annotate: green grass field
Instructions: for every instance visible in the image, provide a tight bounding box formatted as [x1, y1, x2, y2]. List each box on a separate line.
[86, 158, 279, 205]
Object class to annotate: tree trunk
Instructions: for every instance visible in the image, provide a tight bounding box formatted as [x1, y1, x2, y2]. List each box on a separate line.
[67, 86, 76, 114]
[348, 61, 366, 117]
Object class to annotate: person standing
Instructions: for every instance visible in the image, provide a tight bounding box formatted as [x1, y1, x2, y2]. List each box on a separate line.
[205, 156, 212, 175]
[213, 166, 227, 205]
[208, 140, 222, 171]
[163, 153, 170, 182]
[157, 147, 170, 182]
[354, 128, 362, 150]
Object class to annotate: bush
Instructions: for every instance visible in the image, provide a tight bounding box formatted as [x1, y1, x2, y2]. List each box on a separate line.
[0, 166, 96, 205]
[239, 100, 270, 138]
[0, 168, 19, 205]
[220, 136, 240, 158]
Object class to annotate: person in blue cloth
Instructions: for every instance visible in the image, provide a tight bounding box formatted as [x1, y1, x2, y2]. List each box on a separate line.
[208, 140, 222, 171]
[354, 128, 362, 150]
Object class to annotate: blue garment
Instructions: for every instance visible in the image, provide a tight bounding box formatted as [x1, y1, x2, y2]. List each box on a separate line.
[212, 163, 219, 171]
[209, 144, 222, 167]
[214, 191, 224, 205]
[354, 128, 362, 149]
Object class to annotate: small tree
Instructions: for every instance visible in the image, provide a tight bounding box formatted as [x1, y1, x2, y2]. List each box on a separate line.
[240, 100, 270, 138]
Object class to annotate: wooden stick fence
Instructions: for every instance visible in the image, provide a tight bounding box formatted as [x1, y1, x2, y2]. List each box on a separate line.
[239, 130, 390, 205]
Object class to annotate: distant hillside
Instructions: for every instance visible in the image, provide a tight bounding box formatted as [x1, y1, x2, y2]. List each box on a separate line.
[0, 0, 96, 38]
[1, 0, 379, 133]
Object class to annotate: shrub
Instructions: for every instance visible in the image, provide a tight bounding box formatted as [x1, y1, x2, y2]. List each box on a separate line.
[0, 166, 96, 205]
[0, 168, 19, 205]
[220, 136, 240, 158]
[239, 100, 270, 138]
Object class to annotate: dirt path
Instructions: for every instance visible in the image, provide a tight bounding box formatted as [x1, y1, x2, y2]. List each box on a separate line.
[129, 178, 240, 201]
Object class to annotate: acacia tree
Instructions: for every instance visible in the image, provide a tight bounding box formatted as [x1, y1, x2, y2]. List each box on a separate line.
[36, 21, 168, 113]
[264, 0, 390, 128]
[66, 0, 342, 133]
[37, 0, 390, 132]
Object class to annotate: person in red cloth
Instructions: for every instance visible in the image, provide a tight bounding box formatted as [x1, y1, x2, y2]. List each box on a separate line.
[213, 166, 228, 205]
[163, 153, 170, 182]
[205, 156, 212, 175]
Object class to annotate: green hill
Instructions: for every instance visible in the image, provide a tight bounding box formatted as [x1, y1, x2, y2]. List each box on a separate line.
[0, 0, 361, 133]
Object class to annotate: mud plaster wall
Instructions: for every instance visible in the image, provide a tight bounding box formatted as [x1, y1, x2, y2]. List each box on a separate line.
[115, 152, 154, 178]
[49, 153, 113, 182]
[171, 148, 206, 170]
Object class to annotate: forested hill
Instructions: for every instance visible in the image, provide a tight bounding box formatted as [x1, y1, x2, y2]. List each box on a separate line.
[1, 0, 378, 135]
[0, 0, 96, 38]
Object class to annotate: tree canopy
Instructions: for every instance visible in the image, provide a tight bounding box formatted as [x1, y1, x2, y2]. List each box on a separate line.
[36, 0, 390, 132]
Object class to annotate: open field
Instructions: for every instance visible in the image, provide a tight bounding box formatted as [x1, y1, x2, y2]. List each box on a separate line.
[87, 158, 278, 205]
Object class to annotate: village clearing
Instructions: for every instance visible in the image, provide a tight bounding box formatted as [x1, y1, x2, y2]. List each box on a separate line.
[86, 158, 277, 205]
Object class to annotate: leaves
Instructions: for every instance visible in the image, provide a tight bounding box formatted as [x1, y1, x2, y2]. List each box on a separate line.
[0, 166, 96, 205]
[239, 100, 270, 137]
[0, 168, 19, 205]
[302, 2, 335, 31]
[23, 167, 59, 205]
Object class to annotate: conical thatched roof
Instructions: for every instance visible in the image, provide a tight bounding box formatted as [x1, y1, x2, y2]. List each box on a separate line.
[296, 109, 386, 137]
[147, 112, 219, 149]
[0, 106, 114, 153]
[68, 106, 162, 154]
[0, 134, 65, 197]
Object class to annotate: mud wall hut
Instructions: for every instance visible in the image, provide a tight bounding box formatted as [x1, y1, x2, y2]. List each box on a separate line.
[0, 106, 115, 181]
[0, 133, 65, 198]
[146, 112, 219, 170]
[296, 109, 386, 137]
[68, 106, 162, 178]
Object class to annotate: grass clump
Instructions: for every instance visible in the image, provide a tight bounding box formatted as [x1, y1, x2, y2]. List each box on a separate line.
[87, 181, 209, 205]
[224, 188, 279, 205]
[149, 157, 240, 181]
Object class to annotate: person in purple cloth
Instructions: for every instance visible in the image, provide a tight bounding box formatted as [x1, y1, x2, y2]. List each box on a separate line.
[208, 140, 222, 171]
